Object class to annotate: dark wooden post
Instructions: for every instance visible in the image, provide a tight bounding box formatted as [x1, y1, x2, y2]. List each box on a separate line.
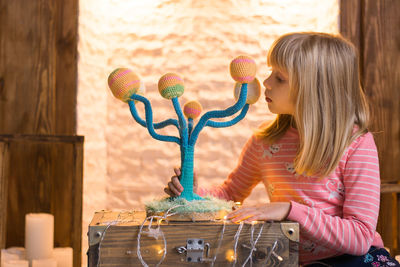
[0, 142, 9, 250]
[0, 0, 77, 135]
[340, 0, 400, 255]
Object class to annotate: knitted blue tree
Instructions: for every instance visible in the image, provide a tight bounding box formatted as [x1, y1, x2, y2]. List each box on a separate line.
[108, 55, 260, 202]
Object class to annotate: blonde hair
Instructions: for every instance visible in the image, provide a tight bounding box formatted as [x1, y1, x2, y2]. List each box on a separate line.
[256, 32, 369, 177]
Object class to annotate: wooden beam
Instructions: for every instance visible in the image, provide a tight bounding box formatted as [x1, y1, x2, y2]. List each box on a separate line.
[54, 0, 78, 134]
[381, 184, 400, 194]
[340, 0, 400, 256]
[0, 142, 9, 250]
[0, 0, 78, 135]
[339, 0, 362, 53]
[362, 0, 400, 182]
[0, 0, 57, 134]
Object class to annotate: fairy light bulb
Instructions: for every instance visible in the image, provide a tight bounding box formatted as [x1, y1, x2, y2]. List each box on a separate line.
[273, 251, 283, 261]
[225, 249, 235, 262]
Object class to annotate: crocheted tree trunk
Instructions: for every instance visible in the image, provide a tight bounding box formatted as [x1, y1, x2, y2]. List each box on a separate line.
[179, 145, 202, 201]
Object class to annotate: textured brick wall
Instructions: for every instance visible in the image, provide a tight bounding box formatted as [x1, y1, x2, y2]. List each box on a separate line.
[78, 0, 338, 264]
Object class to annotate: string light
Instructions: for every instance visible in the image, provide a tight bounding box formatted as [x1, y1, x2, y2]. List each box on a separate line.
[95, 206, 283, 267]
[241, 222, 264, 267]
[232, 221, 244, 267]
[210, 218, 226, 267]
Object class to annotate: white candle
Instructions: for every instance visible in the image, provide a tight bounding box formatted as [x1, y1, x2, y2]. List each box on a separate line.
[25, 213, 54, 261]
[54, 247, 73, 267]
[1, 247, 26, 266]
[3, 259, 29, 267]
[32, 258, 57, 267]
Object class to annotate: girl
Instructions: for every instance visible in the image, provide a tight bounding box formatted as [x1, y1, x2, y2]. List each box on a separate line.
[165, 32, 399, 266]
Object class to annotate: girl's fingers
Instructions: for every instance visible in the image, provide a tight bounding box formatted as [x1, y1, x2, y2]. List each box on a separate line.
[174, 167, 181, 176]
[227, 207, 253, 218]
[171, 176, 183, 191]
[231, 213, 254, 223]
[164, 187, 174, 197]
[168, 181, 181, 196]
[244, 213, 263, 223]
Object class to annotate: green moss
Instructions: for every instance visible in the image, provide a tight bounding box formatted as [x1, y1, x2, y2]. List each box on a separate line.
[145, 196, 233, 214]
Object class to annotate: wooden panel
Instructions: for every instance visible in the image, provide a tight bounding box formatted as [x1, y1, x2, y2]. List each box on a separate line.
[340, 0, 400, 256]
[339, 0, 362, 54]
[362, 0, 400, 182]
[55, 0, 78, 134]
[0, 0, 56, 134]
[1, 135, 83, 267]
[363, 0, 400, 255]
[0, 142, 9, 250]
[0, 0, 78, 135]
[88, 211, 299, 267]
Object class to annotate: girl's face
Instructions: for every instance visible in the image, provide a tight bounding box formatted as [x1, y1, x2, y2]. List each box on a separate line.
[263, 68, 295, 115]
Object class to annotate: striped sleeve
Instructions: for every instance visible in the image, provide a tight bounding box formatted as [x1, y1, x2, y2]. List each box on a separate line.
[287, 132, 381, 255]
[198, 134, 262, 202]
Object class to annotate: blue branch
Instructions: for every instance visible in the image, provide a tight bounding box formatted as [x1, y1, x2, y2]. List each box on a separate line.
[172, 97, 188, 147]
[189, 83, 248, 145]
[205, 104, 249, 128]
[128, 97, 179, 130]
[128, 95, 180, 144]
[188, 118, 194, 137]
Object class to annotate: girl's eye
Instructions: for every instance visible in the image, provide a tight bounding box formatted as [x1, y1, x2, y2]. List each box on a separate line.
[276, 76, 284, 82]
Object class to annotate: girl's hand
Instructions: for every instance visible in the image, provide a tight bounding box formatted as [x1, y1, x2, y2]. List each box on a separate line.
[227, 202, 291, 223]
[164, 167, 198, 197]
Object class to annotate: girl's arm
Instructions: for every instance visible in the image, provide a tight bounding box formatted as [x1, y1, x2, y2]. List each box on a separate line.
[197, 134, 263, 202]
[287, 132, 382, 256]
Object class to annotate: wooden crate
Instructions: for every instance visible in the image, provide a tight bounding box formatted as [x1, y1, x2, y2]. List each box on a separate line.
[88, 211, 299, 266]
[0, 134, 83, 267]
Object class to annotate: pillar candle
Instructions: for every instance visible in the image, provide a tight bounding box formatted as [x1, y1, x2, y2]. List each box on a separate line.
[1, 247, 26, 266]
[3, 260, 29, 267]
[32, 258, 57, 267]
[53, 247, 73, 267]
[25, 213, 54, 261]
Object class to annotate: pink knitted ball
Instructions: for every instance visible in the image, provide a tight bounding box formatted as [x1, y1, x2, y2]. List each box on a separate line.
[108, 68, 141, 102]
[183, 100, 203, 119]
[229, 55, 257, 83]
[234, 77, 261, 104]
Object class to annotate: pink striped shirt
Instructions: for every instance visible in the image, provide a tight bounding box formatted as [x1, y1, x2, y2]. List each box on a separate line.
[199, 127, 384, 263]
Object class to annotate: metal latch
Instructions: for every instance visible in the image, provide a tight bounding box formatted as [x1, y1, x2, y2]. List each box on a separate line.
[175, 238, 212, 263]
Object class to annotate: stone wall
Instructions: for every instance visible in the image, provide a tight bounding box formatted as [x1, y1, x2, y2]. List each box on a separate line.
[78, 0, 338, 264]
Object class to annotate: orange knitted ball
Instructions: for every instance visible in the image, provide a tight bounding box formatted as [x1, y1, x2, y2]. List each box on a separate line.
[108, 68, 141, 102]
[158, 73, 184, 99]
[183, 100, 203, 119]
[234, 77, 261, 105]
[230, 55, 256, 83]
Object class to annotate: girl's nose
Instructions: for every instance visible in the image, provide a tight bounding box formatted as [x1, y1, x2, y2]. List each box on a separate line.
[263, 78, 271, 90]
